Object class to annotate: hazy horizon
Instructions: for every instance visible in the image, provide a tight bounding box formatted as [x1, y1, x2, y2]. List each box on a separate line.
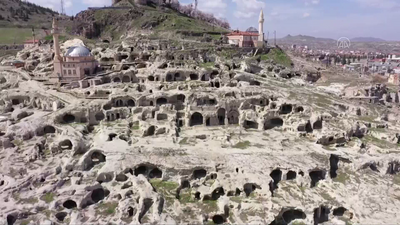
[26, 0, 400, 41]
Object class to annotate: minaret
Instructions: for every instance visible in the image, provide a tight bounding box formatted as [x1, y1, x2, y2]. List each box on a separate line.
[50, 17, 63, 83]
[258, 9, 265, 43]
[32, 27, 36, 47]
[52, 18, 62, 62]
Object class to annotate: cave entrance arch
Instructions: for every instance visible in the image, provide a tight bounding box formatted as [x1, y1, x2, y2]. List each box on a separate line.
[190, 112, 203, 126]
[156, 98, 168, 106]
[122, 76, 131, 83]
[244, 120, 258, 129]
[43, 125, 56, 135]
[227, 110, 239, 125]
[190, 74, 199, 80]
[127, 99, 135, 107]
[113, 77, 121, 83]
[217, 108, 226, 125]
[264, 118, 283, 130]
[95, 112, 105, 121]
[62, 114, 75, 124]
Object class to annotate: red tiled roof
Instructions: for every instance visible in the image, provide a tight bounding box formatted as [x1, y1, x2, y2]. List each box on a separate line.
[24, 39, 39, 44]
[226, 31, 259, 36]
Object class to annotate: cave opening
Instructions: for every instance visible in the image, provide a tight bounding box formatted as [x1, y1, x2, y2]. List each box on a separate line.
[269, 169, 282, 196]
[211, 187, 225, 200]
[62, 114, 75, 124]
[63, 200, 77, 209]
[243, 183, 258, 197]
[90, 151, 106, 168]
[95, 112, 105, 121]
[55, 212, 68, 222]
[156, 98, 168, 106]
[138, 198, 153, 223]
[333, 207, 347, 216]
[116, 173, 128, 182]
[313, 205, 330, 225]
[295, 106, 304, 113]
[11, 99, 20, 105]
[286, 171, 297, 180]
[149, 168, 163, 179]
[269, 208, 306, 225]
[91, 188, 105, 203]
[135, 165, 148, 176]
[212, 215, 225, 224]
[190, 112, 203, 126]
[313, 120, 323, 130]
[244, 120, 258, 129]
[59, 139, 73, 150]
[306, 121, 313, 133]
[309, 170, 326, 188]
[122, 76, 131, 83]
[108, 133, 117, 141]
[127, 99, 135, 107]
[6, 214, 16, 225]
[264, 118, 283, 130]
[43, 125, 56, 135]
[113, 77, 121, 83]
[147, 126, 155, 136]
[217, 108, 226, 125]
[279, 104, 293, 115]
[227, 110, 239, 125]
[193, 169, 207, 179]
[329, 154, 340, 178]
[190, 74, 199, 80]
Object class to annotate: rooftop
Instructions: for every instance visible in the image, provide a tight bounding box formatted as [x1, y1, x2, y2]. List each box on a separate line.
[226, 30, 259, 37]
[65, 46, 92, 57]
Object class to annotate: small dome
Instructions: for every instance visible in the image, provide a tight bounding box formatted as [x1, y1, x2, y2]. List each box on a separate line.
[65, 46, 92, 57]
[246, 27, 258, 33]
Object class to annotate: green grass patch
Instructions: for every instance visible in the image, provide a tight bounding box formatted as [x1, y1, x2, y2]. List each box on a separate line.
[40, 193, 54, 203]
[150, 180, 179, 198]
[179, 137, 189, 145]
[0, 28, 33, 44]
[20, 219, 33, 225]
[363, 134, 393, 149]
[97, 201, 118, 216]
[233, 141, 251, 149]
[393, 175, 400, 185]
[179, 190, 195, 204]
[199, 62, 215, 68]
[198, 200, 219, 213]
[334, 172, 350, 184]
[12, 139, 24, 147]
[19, 197, 39, 204]
[259, 48, 293, 67]
[358, 116, 376, 123]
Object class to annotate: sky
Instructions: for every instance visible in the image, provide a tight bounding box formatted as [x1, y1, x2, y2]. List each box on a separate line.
[27, 0, 400, 41]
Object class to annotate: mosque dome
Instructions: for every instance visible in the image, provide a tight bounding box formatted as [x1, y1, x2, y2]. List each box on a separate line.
[246, 27, 258, 34]
[65, 46, 92, 57]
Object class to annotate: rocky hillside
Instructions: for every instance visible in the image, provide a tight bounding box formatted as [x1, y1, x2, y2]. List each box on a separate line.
[0, 0, 58, 28]
[72, 2, 230, 41]
[1, 32, 400, 224]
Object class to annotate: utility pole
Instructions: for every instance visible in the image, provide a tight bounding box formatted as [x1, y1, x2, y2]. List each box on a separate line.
[60, 0, 65, 15]
[274, 30, 276, 46]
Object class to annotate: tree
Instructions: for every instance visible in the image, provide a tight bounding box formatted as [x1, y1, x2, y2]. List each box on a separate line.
[357, 55, 361, 62]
